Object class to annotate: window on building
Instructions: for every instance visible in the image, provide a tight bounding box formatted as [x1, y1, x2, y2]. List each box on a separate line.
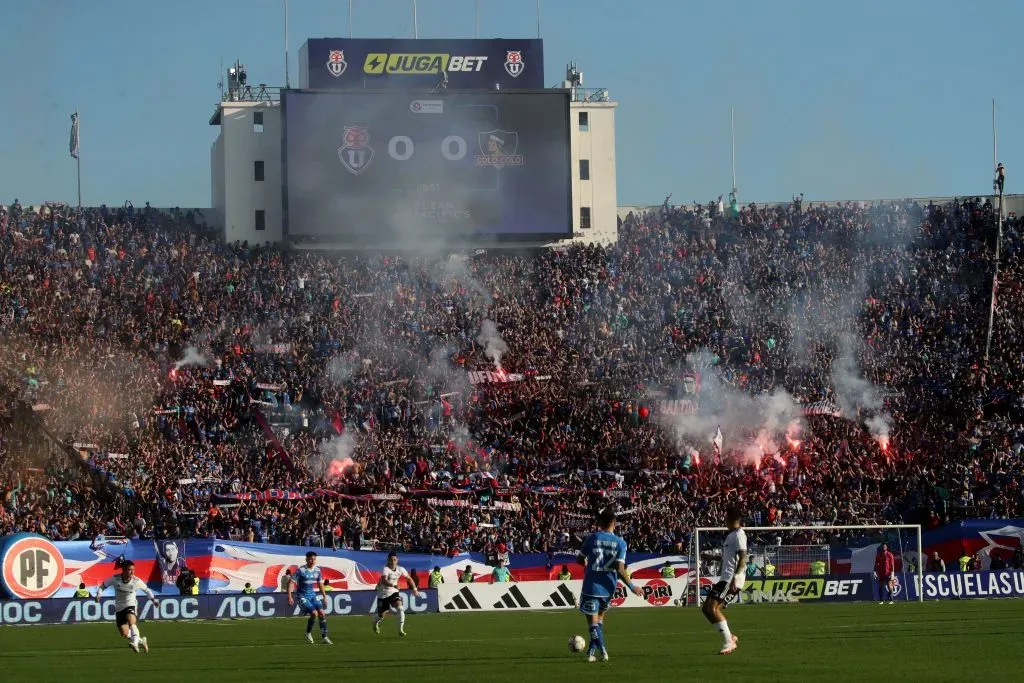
[578, 111, 589, 132]
[580, 206, 592, 230]
[579, 159, 590, 181]
[255, 209, 266, 231]
[253, 111, 264, 133]
[254, 160, 265, 182]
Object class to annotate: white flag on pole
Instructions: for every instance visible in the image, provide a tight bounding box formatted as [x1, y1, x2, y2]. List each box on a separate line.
[69, 113, 80, 159]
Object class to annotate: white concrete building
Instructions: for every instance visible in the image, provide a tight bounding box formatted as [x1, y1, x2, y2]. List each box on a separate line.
[209, 89, 617, 247]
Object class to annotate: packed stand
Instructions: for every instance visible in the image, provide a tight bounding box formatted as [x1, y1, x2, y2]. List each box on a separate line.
[1, 195, 1022, 555]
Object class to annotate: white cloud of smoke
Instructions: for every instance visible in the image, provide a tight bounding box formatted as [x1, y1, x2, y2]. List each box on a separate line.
[476, 319, 508, 369]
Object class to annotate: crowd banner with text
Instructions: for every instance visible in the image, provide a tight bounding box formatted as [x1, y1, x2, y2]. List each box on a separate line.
[906, 569, 1024, 601]
[438, 578, 687, 613]
[0, 590, 436, 626]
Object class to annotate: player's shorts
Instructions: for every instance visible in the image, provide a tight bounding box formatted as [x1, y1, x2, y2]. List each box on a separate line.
[115, 607, 137, 627]
[579, 595, 610, 616]
[297, 595, 325, 614]
[707, 581, 739, 605]
[376, 593, 403, 616]
[880, 574, 894, 585]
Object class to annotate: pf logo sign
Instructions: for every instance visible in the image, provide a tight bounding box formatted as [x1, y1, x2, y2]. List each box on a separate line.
[2, 536, 66, 599]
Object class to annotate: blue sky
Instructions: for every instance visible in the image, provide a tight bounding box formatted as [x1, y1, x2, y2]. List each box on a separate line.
[1, 0, 1021, 207]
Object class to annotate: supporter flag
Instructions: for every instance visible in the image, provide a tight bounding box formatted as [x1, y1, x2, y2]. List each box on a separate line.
[69, 112, 80, 159]
[330, 410, 344, 435]
[712, 426, 723, 465]
[803, 400, 841, 418]
[154, 539, 187, 586]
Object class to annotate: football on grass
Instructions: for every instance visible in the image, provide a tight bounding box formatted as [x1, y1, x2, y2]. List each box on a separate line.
[569, 635, 586, 652]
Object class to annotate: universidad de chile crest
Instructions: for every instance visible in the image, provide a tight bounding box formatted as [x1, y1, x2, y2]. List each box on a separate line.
[327, 50, 348, 77]
[504, 51, 525, 78]
[338, 125, 374, 175]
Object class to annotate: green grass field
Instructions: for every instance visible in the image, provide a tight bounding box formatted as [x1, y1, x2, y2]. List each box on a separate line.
[1, 601, 1020, 682]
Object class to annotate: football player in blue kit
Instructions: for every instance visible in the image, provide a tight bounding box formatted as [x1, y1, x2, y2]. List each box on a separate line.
[577, 506, 643, 662]
[287, 551, 333, 644]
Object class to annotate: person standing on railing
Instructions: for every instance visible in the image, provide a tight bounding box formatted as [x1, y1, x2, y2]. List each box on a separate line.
[995, 163, 1005, 195]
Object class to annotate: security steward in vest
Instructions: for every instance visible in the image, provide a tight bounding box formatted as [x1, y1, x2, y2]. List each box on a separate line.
[958, 552, 971, 572]
[809, 560, 827, 575]
[763, 560, 777, 577]
[242, 582, 257, 594]
[429, 566, 445, 588]
[660, 562, 676, 579]
[557, 565, 572, 581]
[459, 565, 475, 583]
[74, 583, 91, 598]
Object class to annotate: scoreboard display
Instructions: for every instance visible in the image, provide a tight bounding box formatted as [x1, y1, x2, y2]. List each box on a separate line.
[282, 90, 572, 241]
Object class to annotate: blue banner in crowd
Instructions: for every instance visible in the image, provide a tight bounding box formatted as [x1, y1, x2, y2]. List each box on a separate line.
[906, 569, 1024, 601]
[0, 590, 437, 626]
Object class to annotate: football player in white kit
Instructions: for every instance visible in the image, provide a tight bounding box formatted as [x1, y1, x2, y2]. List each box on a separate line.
[373, 552, 421, 636]
[95, 560, 159, 653]
[701, 507, 747, 655]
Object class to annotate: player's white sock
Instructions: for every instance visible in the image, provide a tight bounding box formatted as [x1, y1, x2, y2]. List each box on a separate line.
[715, 620, 733, 647]
[129, 625, 141, 644]
[397, 606, 406, 632]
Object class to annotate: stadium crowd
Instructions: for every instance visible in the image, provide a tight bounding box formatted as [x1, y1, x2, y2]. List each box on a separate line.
[1, 195, 1022, 557]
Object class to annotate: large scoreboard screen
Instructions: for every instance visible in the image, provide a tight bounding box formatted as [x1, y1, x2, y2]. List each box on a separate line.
[282, 90, 572, 242]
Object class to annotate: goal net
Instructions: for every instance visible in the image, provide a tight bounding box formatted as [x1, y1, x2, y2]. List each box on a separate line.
[689, 525, 923, 605]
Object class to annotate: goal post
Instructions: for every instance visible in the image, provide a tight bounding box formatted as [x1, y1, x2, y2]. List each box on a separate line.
[691, 524, 924, 605]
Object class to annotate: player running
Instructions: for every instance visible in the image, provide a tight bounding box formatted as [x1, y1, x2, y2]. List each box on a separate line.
[576, 506, 642, 663]
[288, 551, 333, 645]
[702, 506, 747, 655]
[95, 560, 158, 654]
[373, 552, 421, 636]
[875, 543, 896, 604]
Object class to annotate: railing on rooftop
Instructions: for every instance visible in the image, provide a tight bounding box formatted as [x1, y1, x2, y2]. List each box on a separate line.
[221, 84, 284, 103]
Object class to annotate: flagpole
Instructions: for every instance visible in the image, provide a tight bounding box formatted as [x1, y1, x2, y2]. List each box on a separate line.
[536, 0, 541, 38]
[731, 107, 737, 197]
[348, 0, 353, 38]
[76, 111, 82, 208]
[984, 98, 1001, 365]
[992, 98, 997, 171]
[413, 0, 418, 38]
[475, 0, 480, 38]
[284, 0, 290, 88]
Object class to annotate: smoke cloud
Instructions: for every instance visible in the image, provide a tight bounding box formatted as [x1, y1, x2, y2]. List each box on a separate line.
[313, 428, 359, 482]
[476, 319, 508, 369]
[173, 346, 208, 370]
[660, 353, 805, 464]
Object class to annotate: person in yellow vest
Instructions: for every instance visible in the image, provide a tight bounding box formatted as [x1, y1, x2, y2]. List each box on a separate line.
[763, 561, 776, 577]
[660, 562, 676, 579]
[323, 580, 334, 593]
[191, 580, 199, 595]
[459, 565, 475, 583]
[242, 582, 257, 594]
[809, 560, 826, 576]
[958, 552, 971, 572]
[557, 565, 572, 581]
[74, 583, 91, 598]
[428, 566, 445, 588]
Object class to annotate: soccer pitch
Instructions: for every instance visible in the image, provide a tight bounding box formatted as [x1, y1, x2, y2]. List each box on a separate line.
[1, 601, 1019, 682]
